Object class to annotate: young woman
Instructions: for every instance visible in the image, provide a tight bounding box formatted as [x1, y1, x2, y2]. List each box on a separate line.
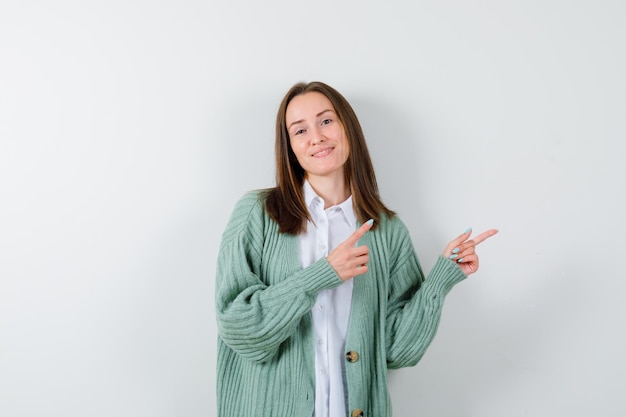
[215, 81, 497, 417]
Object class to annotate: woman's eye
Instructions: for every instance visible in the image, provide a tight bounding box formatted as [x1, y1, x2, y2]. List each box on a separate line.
[321, 119, 332, 125]
[294, 129, 305, 135]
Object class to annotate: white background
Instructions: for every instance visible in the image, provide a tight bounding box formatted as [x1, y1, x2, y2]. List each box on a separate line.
[1, 0, 625, 416]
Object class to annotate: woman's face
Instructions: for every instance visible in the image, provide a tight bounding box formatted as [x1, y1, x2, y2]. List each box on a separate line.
[285, 92, 349, 182]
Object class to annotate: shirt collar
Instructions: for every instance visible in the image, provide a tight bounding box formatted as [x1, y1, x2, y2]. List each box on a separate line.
[303, 179, 320, 210]
[303, 180, 357, 227]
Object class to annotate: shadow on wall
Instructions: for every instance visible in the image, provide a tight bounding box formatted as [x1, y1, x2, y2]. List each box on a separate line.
[350, 95, 442, 262]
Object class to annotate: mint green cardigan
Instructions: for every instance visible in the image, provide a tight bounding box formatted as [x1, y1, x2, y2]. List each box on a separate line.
[216, 191, 467, 416]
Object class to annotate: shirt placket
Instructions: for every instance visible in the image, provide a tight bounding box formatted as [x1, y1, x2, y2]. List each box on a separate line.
[314, 202, 331, 416]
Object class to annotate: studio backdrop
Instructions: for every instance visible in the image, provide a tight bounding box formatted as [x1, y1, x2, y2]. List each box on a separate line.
[1, 1, 625, 416]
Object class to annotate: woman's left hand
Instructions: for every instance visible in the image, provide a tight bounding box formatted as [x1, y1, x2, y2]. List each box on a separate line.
[443, 228, 498, 276]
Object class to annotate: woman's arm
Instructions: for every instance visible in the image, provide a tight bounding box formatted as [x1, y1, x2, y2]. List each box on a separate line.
[384, 222, 467, 369]
[215, 192, 341, 363]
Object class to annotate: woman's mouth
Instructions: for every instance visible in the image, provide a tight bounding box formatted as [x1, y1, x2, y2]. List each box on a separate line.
[312, 147, 333, 158]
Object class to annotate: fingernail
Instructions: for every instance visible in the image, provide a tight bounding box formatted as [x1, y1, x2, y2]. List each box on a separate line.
[366, 219, 374, 226]
[457, 257, 464, 263]
[449, 254, 458, 260]
[465, 227, 472, 234]
[452, 247, 460, 254]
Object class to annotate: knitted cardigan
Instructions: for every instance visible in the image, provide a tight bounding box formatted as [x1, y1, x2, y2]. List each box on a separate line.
[215, 191, 467, 417]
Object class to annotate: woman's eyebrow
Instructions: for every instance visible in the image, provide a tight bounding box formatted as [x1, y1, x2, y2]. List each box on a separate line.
[287, 109, 334, 130]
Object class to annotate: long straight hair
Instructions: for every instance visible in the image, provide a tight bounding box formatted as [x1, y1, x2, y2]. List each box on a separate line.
[265, 81, 394, 234]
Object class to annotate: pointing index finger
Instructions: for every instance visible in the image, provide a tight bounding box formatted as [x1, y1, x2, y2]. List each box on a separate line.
[472, 229, 499, 245]
[348, 219, 374, 245]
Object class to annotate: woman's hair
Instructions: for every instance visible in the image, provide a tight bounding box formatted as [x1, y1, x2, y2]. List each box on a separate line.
[264, 81, 395, 234]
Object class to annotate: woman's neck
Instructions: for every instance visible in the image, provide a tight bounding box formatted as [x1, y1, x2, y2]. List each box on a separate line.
[307, 174, 350, 209]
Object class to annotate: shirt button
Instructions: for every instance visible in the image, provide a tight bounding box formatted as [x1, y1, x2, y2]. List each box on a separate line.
[319, 218, 326, 224]
[345, 351, 359, 363]
[351, 409, 364, 417]
[319, 369, 326, 375]
[317, 338, 324, 345]
[318, 305, 325, 311]
[319, 244, 326, 251]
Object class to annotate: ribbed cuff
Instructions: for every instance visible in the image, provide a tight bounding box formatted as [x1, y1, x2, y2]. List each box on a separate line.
[424, 255, 467, 297]
[299, 257, 343, 294]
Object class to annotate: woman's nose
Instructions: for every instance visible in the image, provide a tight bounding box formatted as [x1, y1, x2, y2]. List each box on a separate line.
[311, 127, 325, 144]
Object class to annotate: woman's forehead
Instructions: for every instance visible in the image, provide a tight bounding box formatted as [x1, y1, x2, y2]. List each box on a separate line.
[286, 92, 336, 123]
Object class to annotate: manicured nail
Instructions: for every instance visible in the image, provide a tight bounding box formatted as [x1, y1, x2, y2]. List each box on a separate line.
[465, 227, 472, 234]
[366, 219, 374, 226]
[457, 257, 464, 263]
[452, 247, 460, 254]
[449, 254, 458, 260]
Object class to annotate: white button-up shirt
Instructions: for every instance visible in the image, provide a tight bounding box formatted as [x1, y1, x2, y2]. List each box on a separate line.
[299, 180, 356, 417]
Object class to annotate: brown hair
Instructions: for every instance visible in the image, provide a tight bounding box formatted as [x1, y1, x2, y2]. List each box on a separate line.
[264, 81, 394, 234]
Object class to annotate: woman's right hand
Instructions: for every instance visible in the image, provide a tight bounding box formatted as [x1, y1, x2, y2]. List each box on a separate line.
[442, 228, 498, 276]
[326, 219, 374, 281]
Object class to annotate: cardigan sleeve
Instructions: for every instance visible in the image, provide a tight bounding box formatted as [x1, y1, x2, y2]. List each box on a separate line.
[384, 220, 467, 369]
[215, 192, 342, 363]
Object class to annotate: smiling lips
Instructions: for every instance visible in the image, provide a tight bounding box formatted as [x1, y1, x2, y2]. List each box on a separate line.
[312, 147, 334, 157]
